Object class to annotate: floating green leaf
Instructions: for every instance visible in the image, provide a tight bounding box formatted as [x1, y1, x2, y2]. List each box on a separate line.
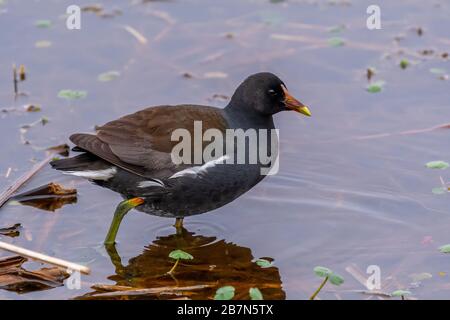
[260, 12, 283, 26]
[329, 272, 344, 286]
[35, 40, 52, 48]
[97, 70, 120, 82]
[430, 68, 446, 75]
[214, 286, 235, 300]
[439, 244, 450, 253]
[168, 249, 193, 260]
[400, 59, 409, 69]
[391, 290, 411, 297]
[432, 187, 447, 195]
[313, 266, 332, 278]
[425, 161, 449, 169]
[249, 287, 263, 300]
[58, 90, 87, 100]
[328, 25, 346, 33]
[255, 258, 272, 268]
[328, 37, 345, 47]
[366, 81, 385, 93]
[35, 20, 52, 28]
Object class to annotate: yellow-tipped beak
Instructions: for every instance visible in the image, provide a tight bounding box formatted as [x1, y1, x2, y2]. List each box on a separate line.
[295, 105, 312, 117]
[282, 85, 311, 117]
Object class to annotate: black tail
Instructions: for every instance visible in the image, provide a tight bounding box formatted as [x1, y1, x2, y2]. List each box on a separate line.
[50, 153, 110, 172]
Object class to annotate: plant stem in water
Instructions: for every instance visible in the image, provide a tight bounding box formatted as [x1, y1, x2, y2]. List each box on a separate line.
[309, 277, 328, 300]
[167, 259, 180, 274]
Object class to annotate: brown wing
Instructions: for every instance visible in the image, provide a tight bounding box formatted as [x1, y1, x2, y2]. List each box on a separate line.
[70, 105, 228, 179]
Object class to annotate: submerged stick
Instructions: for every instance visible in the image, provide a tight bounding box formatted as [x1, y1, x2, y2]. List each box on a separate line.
[13, 64, 18, 96]
[0, 145, 68, 208]
[89, 284, 213, 298]
[123, 25, 148, 45]
[0, 241, 90, 274]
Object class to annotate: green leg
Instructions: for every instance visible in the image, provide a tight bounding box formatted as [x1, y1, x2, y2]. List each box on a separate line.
[105, 243, 124, 274]
[104, 197, 144, 245]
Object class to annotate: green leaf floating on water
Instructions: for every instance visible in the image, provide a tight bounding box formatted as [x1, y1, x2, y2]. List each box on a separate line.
[260, 11, 283, 26]
[425, 161, 449, 169]
[214, 286, 235, 300]
[168, 249, 193, 260]
[98, 71, 120, 82]
[366, 81, 385, 93]
[400, 59, 409, 69]
[329, 272, 344, 286]
[328, 24, 346, 33]
[313, 266, 332, 278]
[432, 187, 447, 195]
[35, 20, 52, 28]
[328, 37, 345, 47]
[35, 40, 52, 48]
[255, 258, 272, 268]
[58, 90, 87, 100]
[430, 68, 447, 75]
[439, 244, 450, 253]
[391, 290, 411, 297]
[249, 287, 263, 300]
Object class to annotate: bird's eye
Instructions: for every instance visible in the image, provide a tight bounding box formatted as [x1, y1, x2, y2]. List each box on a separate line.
[268, 89, 278, 96]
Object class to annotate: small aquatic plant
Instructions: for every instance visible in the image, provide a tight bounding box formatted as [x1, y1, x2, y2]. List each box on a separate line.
[391, 290, 411, 300]
[249, 287, 263, 300]
[255, 258, 272, 268]
[439, 244, 450, 253]
[309, 266, 344, 300]
[214, 286, 235, 300]
[167, 249, 193, 274]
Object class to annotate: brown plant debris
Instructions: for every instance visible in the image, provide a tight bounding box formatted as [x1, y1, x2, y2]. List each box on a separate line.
[11, 183, 77, 212]
[0, 144, 70, 209]
[0, 256, 69, 293]
[0, 224, 21, 238]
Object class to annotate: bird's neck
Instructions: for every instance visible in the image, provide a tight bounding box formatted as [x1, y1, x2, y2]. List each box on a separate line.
[224, 103, 275, 130]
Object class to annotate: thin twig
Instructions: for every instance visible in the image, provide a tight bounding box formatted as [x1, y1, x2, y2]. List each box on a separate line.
[88, 284, 213, 298]
[0, 145, 67, 208]
[123, 25, 148, 45]
[4, 167, 12, 179]
[0, 241, 90, 274]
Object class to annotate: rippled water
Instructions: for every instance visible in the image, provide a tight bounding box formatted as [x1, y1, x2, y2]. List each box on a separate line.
[0, 0, 450, 299]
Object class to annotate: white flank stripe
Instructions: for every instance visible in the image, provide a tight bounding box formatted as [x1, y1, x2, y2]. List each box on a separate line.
[169, 155, 230, 179]
[137, 179, 165, 188]
[63, 167, 117, 181]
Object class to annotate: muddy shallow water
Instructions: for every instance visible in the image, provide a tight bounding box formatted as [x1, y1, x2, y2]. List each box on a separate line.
[0, 0, 450, 299]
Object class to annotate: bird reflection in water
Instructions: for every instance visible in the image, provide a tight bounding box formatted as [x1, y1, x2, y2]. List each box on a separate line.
[81, 223, 285, 300]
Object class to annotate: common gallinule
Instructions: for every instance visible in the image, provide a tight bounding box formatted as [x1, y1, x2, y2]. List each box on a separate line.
[51, 72, 311, 244]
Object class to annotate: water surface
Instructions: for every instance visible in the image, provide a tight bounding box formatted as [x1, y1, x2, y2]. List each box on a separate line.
[0, 0, 450, 299]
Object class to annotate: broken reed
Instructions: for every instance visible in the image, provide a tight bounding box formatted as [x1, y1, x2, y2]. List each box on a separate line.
[13, 64, 26, 96]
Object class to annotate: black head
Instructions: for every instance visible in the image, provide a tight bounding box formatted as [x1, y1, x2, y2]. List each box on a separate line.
[228, 72, 311, 117]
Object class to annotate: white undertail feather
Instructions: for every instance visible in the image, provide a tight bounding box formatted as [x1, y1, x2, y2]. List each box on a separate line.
[63, 167, 117, 181]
